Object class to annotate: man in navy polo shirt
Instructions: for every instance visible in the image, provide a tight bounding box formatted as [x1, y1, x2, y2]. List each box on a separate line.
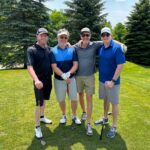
[27, 28, 53, 138]
[51, 28, 81, 125]
[95, 27, 125, 138]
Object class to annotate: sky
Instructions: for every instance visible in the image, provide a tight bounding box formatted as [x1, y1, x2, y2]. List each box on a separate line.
[44, 0, 139, 27]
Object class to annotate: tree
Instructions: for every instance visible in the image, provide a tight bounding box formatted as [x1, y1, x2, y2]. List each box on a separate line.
[105, 21, 113, 32]
[0, 0, 50, 68]
[64, 0, 107, 44]
[125, 0, 150, 66]
[48, 10, 68, 46]
[113, 23, 127, 43]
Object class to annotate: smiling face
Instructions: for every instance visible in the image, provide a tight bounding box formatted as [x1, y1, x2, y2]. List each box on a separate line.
[80, 31, 91, 44]
[57, 34, 69, 47]
[101, 32, 112, 44]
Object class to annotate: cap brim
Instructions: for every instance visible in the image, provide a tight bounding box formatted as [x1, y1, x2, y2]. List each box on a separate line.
[57, 32, 68, 37]
[37, 32, 49, 35]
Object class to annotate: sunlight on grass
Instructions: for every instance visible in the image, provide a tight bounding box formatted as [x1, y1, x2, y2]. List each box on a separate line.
[0, 62, 150, 150]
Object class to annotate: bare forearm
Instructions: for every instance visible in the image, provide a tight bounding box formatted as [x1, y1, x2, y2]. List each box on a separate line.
[69, 62, 78, 74]
[112, 64, 123, 80]
[51, 64, 63, 76]
[27, 66, 39, 81]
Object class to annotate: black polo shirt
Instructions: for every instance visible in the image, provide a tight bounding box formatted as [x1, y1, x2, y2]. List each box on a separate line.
[27, 43, 52, 81]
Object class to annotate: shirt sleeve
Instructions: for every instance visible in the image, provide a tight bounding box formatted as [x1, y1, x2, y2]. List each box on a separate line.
[72, 49, 78, 62]
[50, 51, 57, 64]
[115, 46, 126, 65]
[26, 47, 34, 66]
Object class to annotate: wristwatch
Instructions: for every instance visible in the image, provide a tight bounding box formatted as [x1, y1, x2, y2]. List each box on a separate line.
[111, 79, 116, 83]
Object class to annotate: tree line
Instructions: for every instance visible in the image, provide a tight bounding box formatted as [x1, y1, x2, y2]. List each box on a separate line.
[0, 0, 149, 68]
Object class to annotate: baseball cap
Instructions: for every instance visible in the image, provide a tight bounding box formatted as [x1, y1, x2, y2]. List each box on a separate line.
[101, 27, 111, 35]
[36, 28, 49, 35]
[80, 27, 91, 34]
[57, 28, 69, 37]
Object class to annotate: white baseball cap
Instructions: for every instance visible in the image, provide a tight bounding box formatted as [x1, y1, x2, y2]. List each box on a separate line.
[101, 27, 111, 35]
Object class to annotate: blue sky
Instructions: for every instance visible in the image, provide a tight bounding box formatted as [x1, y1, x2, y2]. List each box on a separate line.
[44, 0, 139, 27]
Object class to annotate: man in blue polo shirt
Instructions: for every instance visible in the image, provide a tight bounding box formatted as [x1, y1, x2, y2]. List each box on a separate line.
[51, 28, 81, 125]
[95, 27, 125, 138]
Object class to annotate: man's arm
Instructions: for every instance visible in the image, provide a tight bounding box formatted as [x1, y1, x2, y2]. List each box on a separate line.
[112, 64, 124, 81]
[27, 66, 43, 89]
[51, 64, 63, 77]
[105, 64, 124, 89]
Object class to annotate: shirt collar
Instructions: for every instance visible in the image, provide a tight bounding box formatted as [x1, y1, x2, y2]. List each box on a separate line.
[79, 41, 93, 48]
[57, 45, 68, 50]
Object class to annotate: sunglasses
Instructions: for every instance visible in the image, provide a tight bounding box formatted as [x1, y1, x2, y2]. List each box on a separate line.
[101, 33, 110, 37]
[81, 34, 90, 37]
[60, 36, 68, 39]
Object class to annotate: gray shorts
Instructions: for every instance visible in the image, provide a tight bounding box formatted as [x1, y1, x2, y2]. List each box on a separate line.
[99, 82, 120, 104]
[54, 77, 77, 102]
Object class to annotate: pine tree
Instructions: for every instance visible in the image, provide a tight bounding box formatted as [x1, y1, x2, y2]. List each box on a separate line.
[64, 0, 107, 44]
[125, 0, 150, 66]
[0, 0, 50, 68]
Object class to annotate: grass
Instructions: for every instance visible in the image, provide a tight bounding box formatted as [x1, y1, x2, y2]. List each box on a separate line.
[0, 61, 150, 150]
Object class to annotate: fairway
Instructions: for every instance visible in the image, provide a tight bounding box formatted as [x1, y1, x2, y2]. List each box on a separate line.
[0, 62, 150, 150]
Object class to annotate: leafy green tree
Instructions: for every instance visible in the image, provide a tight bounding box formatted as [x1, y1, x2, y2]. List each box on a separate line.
[0, 0, 50, 68]
[125, 0, 150, 66]
[48, 10, 67, 46]
[64, 0, 107, 44]
[113, 22, 127, 43]
[105, 21, 113, 32]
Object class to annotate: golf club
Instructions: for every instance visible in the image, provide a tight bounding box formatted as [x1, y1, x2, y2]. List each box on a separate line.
[99, 123, 104, 140]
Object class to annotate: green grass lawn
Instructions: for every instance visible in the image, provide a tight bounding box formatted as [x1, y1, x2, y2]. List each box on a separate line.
[0, 62, 150, 150]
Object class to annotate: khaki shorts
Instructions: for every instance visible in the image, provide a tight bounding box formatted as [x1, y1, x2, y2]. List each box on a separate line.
[75, 75, 95, 95]
[54, 77, 77, 102]
[99, 82, 120, 104]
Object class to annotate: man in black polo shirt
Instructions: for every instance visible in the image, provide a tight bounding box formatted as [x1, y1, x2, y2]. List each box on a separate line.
[27, 28, 52, 138]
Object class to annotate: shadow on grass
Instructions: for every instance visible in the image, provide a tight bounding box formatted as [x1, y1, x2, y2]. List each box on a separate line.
[27, 122, 127, 150]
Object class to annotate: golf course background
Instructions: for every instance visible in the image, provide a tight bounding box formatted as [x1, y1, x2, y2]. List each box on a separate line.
[0, 61, 150, 150]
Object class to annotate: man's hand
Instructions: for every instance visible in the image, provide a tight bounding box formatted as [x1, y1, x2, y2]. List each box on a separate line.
[105, 81, 114, 89]
[35, 80, 43, 89]
[121, 44, 127, 53]
[61, 73, 68, 80]
[66, 71, 71, 78]
[66, 78, 71, 84]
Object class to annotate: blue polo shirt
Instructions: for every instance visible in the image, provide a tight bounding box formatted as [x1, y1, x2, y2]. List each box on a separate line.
[51, 46, 78, 80]
[99, 40, 125, 85]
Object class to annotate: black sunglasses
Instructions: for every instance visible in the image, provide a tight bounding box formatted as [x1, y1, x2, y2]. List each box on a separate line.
[101, 33, 110, 37]
[81, 34, 90, 37]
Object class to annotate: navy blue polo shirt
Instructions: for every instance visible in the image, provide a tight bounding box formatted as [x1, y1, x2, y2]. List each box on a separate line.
[51, 46, 78, 80]
[99, 40, 125, 85]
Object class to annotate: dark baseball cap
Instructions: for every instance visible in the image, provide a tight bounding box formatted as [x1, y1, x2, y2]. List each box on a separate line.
[36, 28, 49, 35]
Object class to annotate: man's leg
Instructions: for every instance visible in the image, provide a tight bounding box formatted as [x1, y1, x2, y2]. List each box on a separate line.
[40, 100, 45, 117]
[86, 94, 93, 123]
[112, 104, 118, 127]
[104, 100, 110, 119]
[35, 104, 43, 138]
[59, 101, 66, 115]
[79, 92, 86, 112]
[71, 101, 77, 116]
[35, 106, 41, 127]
